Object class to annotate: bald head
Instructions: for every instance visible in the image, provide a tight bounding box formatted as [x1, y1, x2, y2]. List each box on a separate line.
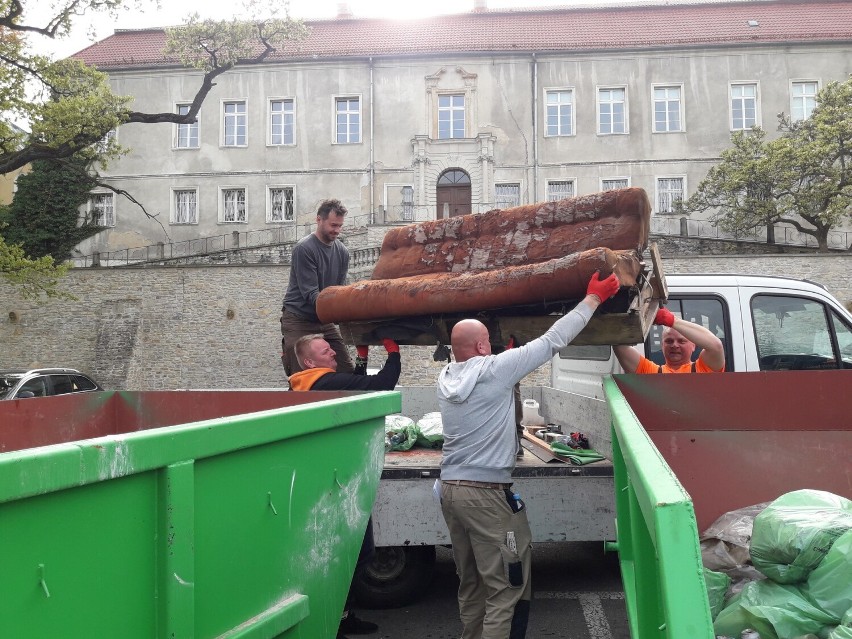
[451, 319, 492, 362]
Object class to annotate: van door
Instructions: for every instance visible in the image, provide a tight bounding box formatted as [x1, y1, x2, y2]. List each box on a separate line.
[551, 343, 621, 400]
[642, 294, 734, 370]
[551, 291, 736, 397]
[742, 289, 852, 371]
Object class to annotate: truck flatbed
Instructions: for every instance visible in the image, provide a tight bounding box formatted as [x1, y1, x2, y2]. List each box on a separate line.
[381, 444, 614, 480]
[372, 385, 617, 551]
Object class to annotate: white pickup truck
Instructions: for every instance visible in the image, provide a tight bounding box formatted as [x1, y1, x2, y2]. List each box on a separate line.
[353, 273, 852, 608]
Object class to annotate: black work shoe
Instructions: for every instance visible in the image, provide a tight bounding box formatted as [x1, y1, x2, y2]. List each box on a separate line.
[339, 612, 378, 635]
[517, 440, 525, 457]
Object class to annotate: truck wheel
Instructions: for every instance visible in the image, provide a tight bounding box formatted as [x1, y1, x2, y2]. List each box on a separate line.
[351, 545, 436, 609]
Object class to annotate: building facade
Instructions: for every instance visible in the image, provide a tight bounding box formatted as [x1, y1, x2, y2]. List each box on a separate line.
[72, 0, 852, 258]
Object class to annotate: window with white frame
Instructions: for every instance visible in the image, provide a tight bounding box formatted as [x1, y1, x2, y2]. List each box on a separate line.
[656, 177, 685, 214]
[90, 193, 115, 227]
[385, 184, 415, 221]
[791, 81, 818, 122]
[653, 85, 682, 132]
[546, 89, 574, 136]
[223, 100, 247, 146]
[270, 99, 294, 146]
[730, 83, 757, 130]
[335, 96, 361, 144]
[402, 186, 414, 220]
[438, 94, 465, 139]
[221, 188, 247, 223]
[598, 87, 626, 134]
[172, 189, 198, 224]
[495, 184, 520, 209]
[601, 178, 629, 191]
[175, 104, 199, 148]
[268, 186, 295, 223]
[547, 180, 575, 201]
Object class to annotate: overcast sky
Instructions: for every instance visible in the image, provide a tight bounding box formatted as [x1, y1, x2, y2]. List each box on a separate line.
[32, 0, 691, 58]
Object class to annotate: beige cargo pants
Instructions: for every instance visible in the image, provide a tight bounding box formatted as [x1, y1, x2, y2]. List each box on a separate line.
[440, 482, 532, 639]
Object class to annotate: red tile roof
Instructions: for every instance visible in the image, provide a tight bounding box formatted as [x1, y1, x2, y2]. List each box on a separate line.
[74, 1, 852, 70]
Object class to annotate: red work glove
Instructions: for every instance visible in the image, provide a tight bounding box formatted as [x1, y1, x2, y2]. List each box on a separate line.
[356, 345, 369, 358]
[383, 338, 400, 354]
[654, 307, 676, 327]
[586, 272, 620, 303]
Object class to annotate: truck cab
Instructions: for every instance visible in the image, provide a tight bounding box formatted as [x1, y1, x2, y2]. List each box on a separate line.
[552, 274, 852, 398]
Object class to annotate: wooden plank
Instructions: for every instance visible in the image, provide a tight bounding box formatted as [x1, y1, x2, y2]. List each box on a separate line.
[649, 242, 668, 301]
[522, 431, 565, 463]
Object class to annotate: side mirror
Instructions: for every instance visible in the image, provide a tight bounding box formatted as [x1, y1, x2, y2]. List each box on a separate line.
[16, 391, 36, 399]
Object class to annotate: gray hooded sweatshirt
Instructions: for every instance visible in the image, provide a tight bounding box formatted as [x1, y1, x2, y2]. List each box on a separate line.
[437, 303, 594, 484]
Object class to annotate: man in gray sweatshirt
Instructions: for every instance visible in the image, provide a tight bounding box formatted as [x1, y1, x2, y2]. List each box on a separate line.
[437, 271, 620, 639]
[280, 198, 354, 377]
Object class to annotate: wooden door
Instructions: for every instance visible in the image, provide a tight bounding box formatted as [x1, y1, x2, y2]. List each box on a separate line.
[436, 169, 472, 218]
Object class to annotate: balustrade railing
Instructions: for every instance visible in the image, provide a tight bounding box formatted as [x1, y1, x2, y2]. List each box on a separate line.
[71, 212, 851, 268]
[650, 216, 851, 250]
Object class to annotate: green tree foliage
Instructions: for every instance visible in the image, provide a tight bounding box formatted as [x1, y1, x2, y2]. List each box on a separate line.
[0, 0, 308, 297]
[0, 0, 309, 173]
[680, 76, 852, 252]
[0, 157, 102, 263]
[0, 229, 70, 299]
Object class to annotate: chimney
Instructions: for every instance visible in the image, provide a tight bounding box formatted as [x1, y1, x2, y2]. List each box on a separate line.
[337, 3, 353, 19]
[473, 0, 488, 11]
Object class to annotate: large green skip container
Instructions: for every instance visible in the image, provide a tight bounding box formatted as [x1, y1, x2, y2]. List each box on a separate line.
[0, 389, 400, 639]
[604, 370, 852, 639]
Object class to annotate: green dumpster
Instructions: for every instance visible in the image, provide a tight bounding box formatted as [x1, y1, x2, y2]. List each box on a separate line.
[604, 370, 852, 639]
[0, 389, 400, 639]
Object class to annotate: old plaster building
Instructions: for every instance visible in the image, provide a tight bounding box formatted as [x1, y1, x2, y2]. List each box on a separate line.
[72, 0, 852, 260]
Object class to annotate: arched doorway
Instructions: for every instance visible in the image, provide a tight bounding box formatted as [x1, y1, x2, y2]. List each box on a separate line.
[436, 169, 471, 218]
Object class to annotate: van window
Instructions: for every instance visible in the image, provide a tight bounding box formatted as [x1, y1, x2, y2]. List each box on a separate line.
[751, 295, 844, 370]
[645, 297, 729, 367]
[831, 310, 852, 368]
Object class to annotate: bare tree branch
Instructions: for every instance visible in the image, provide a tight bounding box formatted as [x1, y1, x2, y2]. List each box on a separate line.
[93, 179, 172, 243]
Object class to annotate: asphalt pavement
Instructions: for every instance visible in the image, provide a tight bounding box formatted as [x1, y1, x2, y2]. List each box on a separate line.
[356, 542, 629, 639]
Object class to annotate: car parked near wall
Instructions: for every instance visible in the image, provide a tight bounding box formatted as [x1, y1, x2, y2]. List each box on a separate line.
[0, 368, 103, 400]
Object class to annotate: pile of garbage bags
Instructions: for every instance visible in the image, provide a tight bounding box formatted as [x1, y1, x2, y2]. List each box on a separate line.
[703, 489, 852, 639]
[384, 412, 444, 452]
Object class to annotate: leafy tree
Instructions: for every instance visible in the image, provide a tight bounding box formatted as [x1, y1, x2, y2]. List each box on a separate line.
[0, 0, 308, 297]
[0, 156, 102, 263]
[680, 76, 852, 252]
[0, 0, 309, 174]
[0, 229, 70, 299]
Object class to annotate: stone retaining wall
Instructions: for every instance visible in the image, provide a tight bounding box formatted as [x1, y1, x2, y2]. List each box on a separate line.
[2, 249, 849, 391]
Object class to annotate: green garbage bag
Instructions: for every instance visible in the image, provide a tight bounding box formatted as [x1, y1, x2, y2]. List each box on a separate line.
[384, 414, 420, 452]
[801, 528, 852, 619]
[704, 567, 731, 620]
[825, 609, 852, 639]
[415, 412, 444, 448]
[713, 579, 835, 639]
[750, 490, 852, 584]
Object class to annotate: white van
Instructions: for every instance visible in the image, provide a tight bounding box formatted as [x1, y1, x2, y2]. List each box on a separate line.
[552, 274, 852, 399]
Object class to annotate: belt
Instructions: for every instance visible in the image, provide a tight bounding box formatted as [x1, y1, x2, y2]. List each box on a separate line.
[442, 479, 511, 489]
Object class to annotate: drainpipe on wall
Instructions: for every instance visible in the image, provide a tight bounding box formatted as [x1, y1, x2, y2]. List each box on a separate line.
[532, 52, 539, 201]
[369, 57, 375, 224]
